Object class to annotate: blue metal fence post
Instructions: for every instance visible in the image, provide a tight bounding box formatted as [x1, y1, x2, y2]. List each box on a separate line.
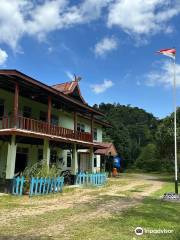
[19, 176, 25, 195]
[39, 177, 43, 194]
[42, 178, 46, 194]
[29, 177, 33, 196]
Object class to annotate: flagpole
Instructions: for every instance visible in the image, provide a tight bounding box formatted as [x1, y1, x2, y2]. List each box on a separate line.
[173, 56, 178, 194]
[156, 48, 178, 194]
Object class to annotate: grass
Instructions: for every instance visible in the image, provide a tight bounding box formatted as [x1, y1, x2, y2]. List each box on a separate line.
[0, 173, 180, 240]
[63, 182, 180, 240]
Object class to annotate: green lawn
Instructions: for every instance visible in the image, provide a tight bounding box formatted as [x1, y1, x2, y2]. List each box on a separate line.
[0, 173, 180, 240]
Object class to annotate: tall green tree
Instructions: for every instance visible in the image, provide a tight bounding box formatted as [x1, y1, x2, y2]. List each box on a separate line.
[95, 103, 159, 167]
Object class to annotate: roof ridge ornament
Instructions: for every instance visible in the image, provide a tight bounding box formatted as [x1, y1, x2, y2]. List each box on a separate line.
[73, 74, 82, 82]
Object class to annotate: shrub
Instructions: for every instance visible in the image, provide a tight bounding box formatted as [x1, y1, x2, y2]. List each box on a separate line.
[23, 160, 61, 178]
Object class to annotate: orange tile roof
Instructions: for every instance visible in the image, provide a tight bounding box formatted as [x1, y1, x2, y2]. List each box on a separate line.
[94, 142, 117, 156]
[52, 81, 87, 104]
[52, 81, 78, 94]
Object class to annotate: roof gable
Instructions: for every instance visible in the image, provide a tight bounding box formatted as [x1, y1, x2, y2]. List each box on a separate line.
[94, 142, 117, 156]
[52, 81, 87, 104]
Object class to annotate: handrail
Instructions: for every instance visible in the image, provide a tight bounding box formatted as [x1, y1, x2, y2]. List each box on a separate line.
[0, 115, 93, 142]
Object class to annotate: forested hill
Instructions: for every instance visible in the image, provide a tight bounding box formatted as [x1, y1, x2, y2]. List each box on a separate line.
[94, 103, 180, 171]
[94, 103, 159, 167]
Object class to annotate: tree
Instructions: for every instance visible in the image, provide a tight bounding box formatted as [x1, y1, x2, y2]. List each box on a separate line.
[135, 143, 160, 171]
[94, 103, 159, 168]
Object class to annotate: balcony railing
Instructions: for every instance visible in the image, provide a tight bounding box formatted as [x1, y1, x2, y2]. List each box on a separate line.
[0, 115, 92, 142]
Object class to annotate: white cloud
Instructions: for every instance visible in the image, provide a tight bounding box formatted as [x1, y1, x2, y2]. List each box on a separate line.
[91, 79, 114, 94]
[145, 60, 180, 88]
[0, 0, 179, 50]
[26, 0, 67, 40]
[0, 48, 8, 65]
[0, 0, 27, 50]
[0, 0, 111, 50]
[78, 0, 112, 22]
[94, 37, 118, 57]
[107, 0, 180, 36]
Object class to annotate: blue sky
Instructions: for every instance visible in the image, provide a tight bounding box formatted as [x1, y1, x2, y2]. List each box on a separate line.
[0, 0, 180, 119]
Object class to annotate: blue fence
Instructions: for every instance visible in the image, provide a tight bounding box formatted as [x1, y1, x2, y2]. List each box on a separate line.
[29, 177, 64, 196]
[12, 176, 25, 196]
[12, 176, 64, 196]
[76, 173, 107, 186]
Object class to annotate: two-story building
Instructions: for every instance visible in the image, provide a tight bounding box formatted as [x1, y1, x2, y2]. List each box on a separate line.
[0, 70, 111, 190]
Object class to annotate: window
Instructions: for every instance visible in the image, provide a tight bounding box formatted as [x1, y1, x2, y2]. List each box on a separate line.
[93, 128, 97, 141]
[0, 99, 4, 117]
[94, 156, 97, 167]
[67, 151, 72, 167]
[39, 111, 47, 122]
[77, 123, 85, 132]
[51, 115, 58, 126]
[23, 106, 32, 118]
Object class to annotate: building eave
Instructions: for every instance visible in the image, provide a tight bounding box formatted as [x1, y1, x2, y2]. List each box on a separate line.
[0, 69, 104, 117]
[0, 129, 106, 149]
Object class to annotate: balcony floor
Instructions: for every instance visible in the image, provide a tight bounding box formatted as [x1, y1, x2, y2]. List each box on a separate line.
[0, 128, 104, 148]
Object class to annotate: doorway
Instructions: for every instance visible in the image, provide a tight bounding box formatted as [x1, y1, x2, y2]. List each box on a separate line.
[78, 153, 89, 173]
[15, 148, 28, 174]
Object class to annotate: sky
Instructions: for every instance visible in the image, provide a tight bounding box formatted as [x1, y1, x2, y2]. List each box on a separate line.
[0, 0, 180, 119]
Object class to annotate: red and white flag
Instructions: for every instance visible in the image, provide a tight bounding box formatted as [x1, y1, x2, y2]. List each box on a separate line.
[156, 48, 176, 59]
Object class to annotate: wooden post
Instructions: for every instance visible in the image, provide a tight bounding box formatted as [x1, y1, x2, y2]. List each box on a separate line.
[72, 144, 78, 175]
[91, 114, 94, 142]
[74, 112, 77, 138]
[47, 96, 52, 124]
[14, 82, 19, 128]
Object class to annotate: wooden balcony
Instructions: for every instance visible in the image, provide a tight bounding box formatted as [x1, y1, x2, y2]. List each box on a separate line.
[0, 115, 93, 142]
